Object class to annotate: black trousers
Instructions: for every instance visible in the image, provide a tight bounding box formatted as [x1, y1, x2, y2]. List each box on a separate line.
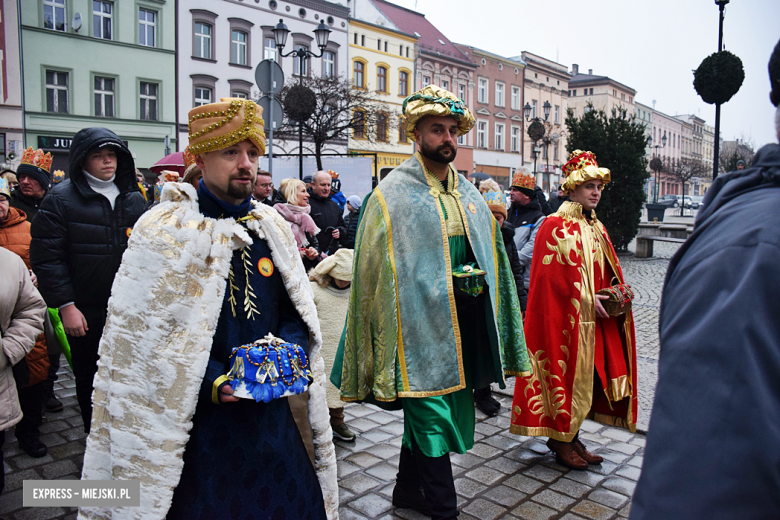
[14, 382, 44, 439]
[67, 306, 106, 432]
[397, 436, 458, 520]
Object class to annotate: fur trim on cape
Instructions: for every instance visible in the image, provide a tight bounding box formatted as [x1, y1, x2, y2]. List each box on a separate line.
[79, 182, 338, 520]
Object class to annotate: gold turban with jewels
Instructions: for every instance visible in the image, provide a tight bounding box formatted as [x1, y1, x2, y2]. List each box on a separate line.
[188, 98, 266, 156]
[561, 150, 611, 191]
[402, 85, 475, 137]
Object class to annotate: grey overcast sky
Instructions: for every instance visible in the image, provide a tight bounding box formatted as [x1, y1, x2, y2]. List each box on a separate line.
[390, 0, 780, 149]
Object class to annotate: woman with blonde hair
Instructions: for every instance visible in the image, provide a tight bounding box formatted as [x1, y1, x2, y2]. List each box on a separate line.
[275, 178, 321, 270]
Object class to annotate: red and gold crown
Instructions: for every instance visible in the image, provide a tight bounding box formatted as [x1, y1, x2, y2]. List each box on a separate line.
[561, 149, 611, 191]
[511, 171, 535, 191]
[20, 147, 53, 173]
[182, 147, 196, 168]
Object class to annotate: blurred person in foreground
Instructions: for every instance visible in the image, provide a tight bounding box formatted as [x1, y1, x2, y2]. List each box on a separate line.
[79, 98, 337, 518]
[630, 38, 780, 520]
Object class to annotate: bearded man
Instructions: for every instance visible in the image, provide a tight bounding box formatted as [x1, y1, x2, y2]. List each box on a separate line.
[510, 150, 638, 470]
[333, 86, 530, 520]
[79, 98, 337, 520]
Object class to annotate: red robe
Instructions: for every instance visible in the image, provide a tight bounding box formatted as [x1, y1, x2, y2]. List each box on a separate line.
[510, 201, 637, 441]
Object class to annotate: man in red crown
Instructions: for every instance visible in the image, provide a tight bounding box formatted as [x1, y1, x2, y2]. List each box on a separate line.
[510, 150, 637, 470]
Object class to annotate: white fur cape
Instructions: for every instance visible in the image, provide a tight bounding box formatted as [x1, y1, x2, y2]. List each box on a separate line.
[79, 183, 338, 520]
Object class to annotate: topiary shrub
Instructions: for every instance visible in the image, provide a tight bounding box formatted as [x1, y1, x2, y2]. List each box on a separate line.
[693, 50, 744, 105]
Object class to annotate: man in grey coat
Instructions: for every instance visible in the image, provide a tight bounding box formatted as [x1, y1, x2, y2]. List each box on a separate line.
[631, 39, 780, 520]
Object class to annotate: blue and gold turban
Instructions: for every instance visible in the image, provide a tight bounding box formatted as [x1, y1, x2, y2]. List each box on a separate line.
[402, 85, 476, 137]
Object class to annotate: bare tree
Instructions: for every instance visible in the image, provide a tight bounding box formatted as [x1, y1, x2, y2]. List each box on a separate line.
[719, 136, 755, 175]
[666, 158, 709, 207]
[275, 75, 390, 170]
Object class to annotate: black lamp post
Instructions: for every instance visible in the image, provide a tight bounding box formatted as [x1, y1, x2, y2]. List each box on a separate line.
[524, 100, 551, 185]
[712, 0, 729, 180]
[272, 19, 331, 179]
[648, 132, 667, 203]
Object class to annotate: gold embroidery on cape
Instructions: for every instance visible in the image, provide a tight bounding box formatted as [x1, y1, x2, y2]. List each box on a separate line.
[522, 350, 569, 420]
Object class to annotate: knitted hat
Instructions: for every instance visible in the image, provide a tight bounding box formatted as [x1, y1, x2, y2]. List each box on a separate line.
[188, 98, 266, 156]
[561, 150, 611, 191]
[483, 190, 507, 220]
[511, 169, 536, 197]
[347, 195, 362, 210]
[769, 38, 780, 107]
[17, 147, 53, 191]
[311, 248, 354, 284]
[0, 177, 10, 200]
[402, 85, 475, 137]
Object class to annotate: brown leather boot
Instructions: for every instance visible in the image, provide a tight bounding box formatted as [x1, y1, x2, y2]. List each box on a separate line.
[546, 438, 588, 470]
[572, 439, 604, 465]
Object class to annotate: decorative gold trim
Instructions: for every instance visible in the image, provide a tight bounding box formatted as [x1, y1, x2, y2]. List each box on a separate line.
[212, 374, 231, 404]
[509, 423, 577, 442]
[505, 370, 531, 377]
[374, 189, 410, 392]
[398, 383, 466, 398]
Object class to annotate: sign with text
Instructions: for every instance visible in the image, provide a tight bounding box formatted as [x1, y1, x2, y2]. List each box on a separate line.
[24, 480, 140, 507]
[38, 136, 72, 150]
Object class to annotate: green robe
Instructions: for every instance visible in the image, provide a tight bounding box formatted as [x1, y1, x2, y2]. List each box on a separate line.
[332, 153, 530, 455]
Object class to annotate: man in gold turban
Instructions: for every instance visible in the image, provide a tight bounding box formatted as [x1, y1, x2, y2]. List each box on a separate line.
[80, 99, 338, 520]
[332, 86, 530, 518]
[510, 150, 637, 470]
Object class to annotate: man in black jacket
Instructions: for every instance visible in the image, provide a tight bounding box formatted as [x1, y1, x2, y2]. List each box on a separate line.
[9, 148, 50, 222]
[308, 170, 346, 255]
[30, 127, 146, 432]
[507, 169, 545, 312]
[252, 169, 275, 207]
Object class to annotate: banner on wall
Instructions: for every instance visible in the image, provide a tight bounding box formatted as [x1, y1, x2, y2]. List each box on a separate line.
[259, 156, 374, 200]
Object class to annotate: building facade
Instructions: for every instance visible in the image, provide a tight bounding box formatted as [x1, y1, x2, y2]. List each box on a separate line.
[566, 64, 636, 120]
[518, 51, 570, 193]
[1, 0, 23, 171]
[370, 0, 476, 175]
[635, 101, 654, 201]
[648, 107, 683, 199]
[20, 0, 176, 174]
[177, 0, 350, 159]
[454, 44, 524, 189]
[347, 10, 417, 179]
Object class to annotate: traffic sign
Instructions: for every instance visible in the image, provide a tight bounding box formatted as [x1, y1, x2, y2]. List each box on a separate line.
[258, 95, 284, 131]
[255, 59, 284, 95]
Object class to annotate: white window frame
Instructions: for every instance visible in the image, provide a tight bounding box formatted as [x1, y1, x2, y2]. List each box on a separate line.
[399, 71, 409, 97]
[478, 77, 488, 103]
[322, 50, 335, 78]
[94, 76, 115, 117]
[140, 82, 158, 121]
[532, 99, 538, 118]
[294, 45, 309, 76]
[43, 0, 66, 32]
[139, 8, 156, 47]
[231, 30, 248, 65]
[495, 123, 504, 151]
[93, 1, 113, 40]
[477, 120, 487, 149]
[194, 87, 212, 107]
[45, 70, 68, 114]
[511, 126, 521, 152]
[554, 105, 560, 124]
[264, 37, 277, 61]
[511, 86, 520, 110]
[495, 82, 505, 107]
[458, 83, 466, 102]
[194, 23, 212, 60]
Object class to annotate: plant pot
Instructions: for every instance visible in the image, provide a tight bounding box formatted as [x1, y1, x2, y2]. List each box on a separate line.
[646, 203, 666, 223]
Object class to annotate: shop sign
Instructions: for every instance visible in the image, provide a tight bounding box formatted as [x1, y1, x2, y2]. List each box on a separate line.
[38, 136, 72, 150]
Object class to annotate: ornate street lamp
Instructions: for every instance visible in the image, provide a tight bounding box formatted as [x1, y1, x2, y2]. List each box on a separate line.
[524, 101, 551, 183]
[648, 132, 667, 204]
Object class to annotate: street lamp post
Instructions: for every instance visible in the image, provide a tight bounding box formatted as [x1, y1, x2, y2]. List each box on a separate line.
[272, 19, 331, 179]
[524, 100, 551, 188]
[648, 132, 667, 203]
[712, 0, 730, 180]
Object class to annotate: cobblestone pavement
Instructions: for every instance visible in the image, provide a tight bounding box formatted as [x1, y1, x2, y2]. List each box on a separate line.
[1, 225, 685, 520]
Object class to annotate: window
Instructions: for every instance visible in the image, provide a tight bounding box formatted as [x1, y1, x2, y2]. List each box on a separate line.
[353, 61, 365, 88]
[554, 143, 559, 160]
[572, 90, 577, 96]
[45, 70, 68, 113]
[399, 45, 403, 56]
[542, 143, 548, 160]
[294, 45, 308, 76]
[139, 9, 156, 47]
[554, 105, 560, 123]
[361, 35, 365, 46]
[495, 123, 504, 150]
[384, 41, 388, 53]
[399, 71, 409, 97]
[458, 83, 466, 102]
[353, 33, 358, 45]
[377, 112, 389, 142]
[478, 78, 488, 103]
[423, 75, 431, 86]
[264, 38, 277, 61]
[377, 39, 381, 51]
[406, 47, 409, 58]
[322, 51, 335, 78]
[477, 121, 487, 148]
[377, 66, 387, 92]
[511, 86, 520, 110]
[231, 30, 248, 65]
[613, 89, 617, 96]
[511, 126, 520, 152]
[194, 23, 212, 59]
[93, 1, 113, 40]
[194, 87, 212, 107]
[43, 0, 66, 31]
[231, 91, 248, 99]
[352, 109, 366, 139]
[495, 82, 505, 107]
[441, 80, 449, 90]
[140, 82, 158, 121]
[589, 88, 593, 95]
[94, 76, 115, 117]
[532, 99, 538, 118]
[398, 117, 408, 143]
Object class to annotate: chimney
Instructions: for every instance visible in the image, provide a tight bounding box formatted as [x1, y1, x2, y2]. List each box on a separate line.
[588, 69, 593, 75]
[572, 64, 579, 75]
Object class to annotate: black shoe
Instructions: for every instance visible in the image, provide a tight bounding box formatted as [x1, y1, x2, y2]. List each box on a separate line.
[392, 481, 431, 516]
[474, 387, 500, 417]
[18, 434, 48, 458]
[44, 394, 64, 413]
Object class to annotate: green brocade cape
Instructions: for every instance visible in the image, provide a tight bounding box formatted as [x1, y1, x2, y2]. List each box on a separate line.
[331, 154, 530, 403]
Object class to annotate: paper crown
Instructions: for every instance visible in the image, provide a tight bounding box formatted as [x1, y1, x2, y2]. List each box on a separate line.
[561, 150, 611, 191]
[511, 171, 536, 191]
[188, 98, 266, 156]
[327, 169, 339, 179]
[482, 190, 506, 207]
[52, 170, 65, 183]
[0, 177, 10, 199]
[182, 147, 196, 168]
[20, 147, 53, 173]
